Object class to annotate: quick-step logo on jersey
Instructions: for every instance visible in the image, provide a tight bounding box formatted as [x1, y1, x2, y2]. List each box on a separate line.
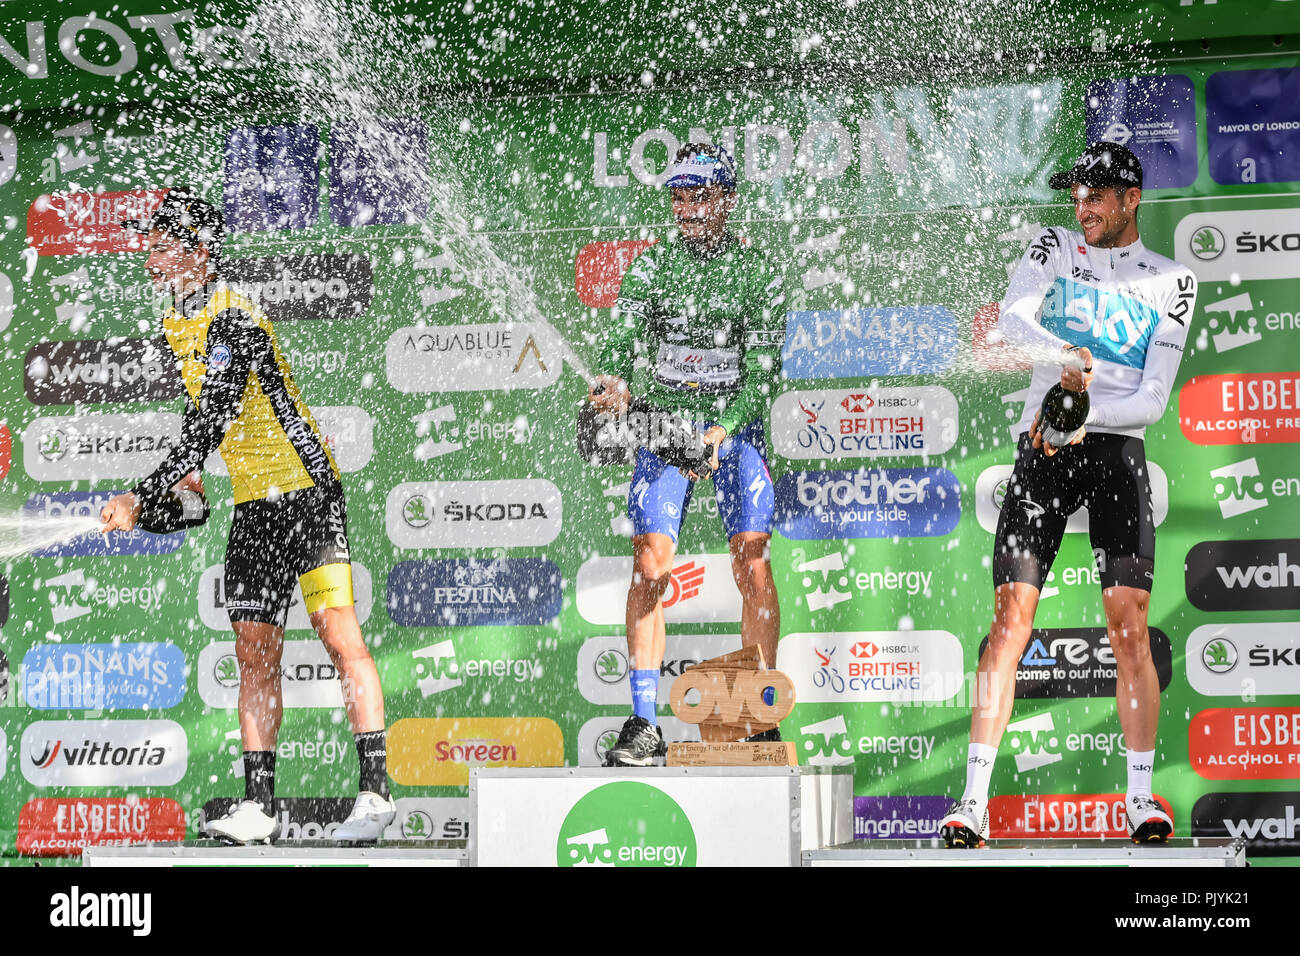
[1038, 277, 1160, 368]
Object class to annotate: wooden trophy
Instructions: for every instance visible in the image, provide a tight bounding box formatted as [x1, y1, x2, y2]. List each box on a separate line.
[665, 646, 797, 766]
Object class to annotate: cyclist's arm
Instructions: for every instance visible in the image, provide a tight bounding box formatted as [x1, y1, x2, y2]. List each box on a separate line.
[995, 227, 1072, 356]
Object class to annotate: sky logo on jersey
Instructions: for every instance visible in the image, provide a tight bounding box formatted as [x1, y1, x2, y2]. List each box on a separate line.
[1206, 67, 1300, 185]
[775, 467, 961, 539]
[1085, 75, 1197, 189]
[1039, 276, 1159, 368]
[781, 307, 959, 378]
[387, 558, 562, 626]
[23, 643, 186, 711]
[23, 492, 185, 556]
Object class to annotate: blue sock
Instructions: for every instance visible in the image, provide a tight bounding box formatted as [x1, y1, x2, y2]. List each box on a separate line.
[630, 669, 659, 725]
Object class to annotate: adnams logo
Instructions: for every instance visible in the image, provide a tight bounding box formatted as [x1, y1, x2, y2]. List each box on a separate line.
[23, 642, 186, 710]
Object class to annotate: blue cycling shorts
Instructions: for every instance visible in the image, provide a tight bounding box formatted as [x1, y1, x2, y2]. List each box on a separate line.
[627, 419, 775, 543]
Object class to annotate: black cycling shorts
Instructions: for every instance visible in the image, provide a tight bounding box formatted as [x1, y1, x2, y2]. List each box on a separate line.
[993, 432, 1155, 593]
[224, 481, 353, 629]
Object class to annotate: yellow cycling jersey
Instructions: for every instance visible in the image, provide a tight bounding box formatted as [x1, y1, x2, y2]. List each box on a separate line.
[134, 282, 340, 506]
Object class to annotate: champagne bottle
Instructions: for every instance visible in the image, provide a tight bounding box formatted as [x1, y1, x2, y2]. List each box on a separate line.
[1038, 383, 1089, 448]
[137, 488, 210, 534]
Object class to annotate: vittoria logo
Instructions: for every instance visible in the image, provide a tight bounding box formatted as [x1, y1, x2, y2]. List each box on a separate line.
[21, 720, 187, 787]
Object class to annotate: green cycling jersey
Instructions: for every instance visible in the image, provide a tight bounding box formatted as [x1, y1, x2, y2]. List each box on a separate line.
[598, 233, 786, 437]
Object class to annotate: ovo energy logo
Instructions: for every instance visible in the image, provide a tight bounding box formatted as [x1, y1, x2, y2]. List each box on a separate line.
[557, 782, 696, 867]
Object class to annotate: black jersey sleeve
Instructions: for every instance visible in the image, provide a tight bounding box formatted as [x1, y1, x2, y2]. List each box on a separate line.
[133, 307, 270, 504]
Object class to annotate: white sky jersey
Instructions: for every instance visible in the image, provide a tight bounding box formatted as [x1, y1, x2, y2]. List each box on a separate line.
[998, 226, 1198, 439]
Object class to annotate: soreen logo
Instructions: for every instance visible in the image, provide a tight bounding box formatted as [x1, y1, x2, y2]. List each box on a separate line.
[22, 643, 185, 710]
[781, 307, 959, 378]
[557, 782, 696, 867]
[24, 492, 185, 557]
[1186, 539, 1300, 611]
[20, 720, 187, 787]
[775, 467, 961, 540]
[388, 717, 565, 786]
[387, 558, 562, 627]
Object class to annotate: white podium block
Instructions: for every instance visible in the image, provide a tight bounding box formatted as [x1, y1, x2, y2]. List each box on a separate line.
[803, 837, 1247, 867]
[83, 840, 469, 867]
[470, 765, 852, 867]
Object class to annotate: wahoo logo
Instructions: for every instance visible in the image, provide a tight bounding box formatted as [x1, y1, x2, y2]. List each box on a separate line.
[1006, 713, 1063, 772]
[1189, 540, 1300, 611]
[413, 640, 463, 697]
[797, 552, 852, 612]
[1211, 458, 1269, 518]
[1216, 556, 1300, 589]
[663, 561, 706, 608]
[1204, 292, 1262, 353]
[565, 828, 614, 867]
[799, 714, 854, 766]
[1223, 809, 1300, 842]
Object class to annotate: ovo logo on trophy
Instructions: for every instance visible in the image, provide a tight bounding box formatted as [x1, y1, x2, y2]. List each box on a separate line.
[666, 647, 797, 766]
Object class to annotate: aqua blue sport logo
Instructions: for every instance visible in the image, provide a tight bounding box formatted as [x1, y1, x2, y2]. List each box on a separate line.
[1039, 278, 1159, 369]
[780, 307, 959, 378]
[22, 642, 186, 710]
[774, 467, 961, 539]
[387, 558, 563, 627]
[24, 493, 185, 557]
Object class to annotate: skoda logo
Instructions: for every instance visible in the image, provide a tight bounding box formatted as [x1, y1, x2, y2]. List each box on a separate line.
[1190, 226, 1225, 261]
[403, 495, 431, 528]
[39, 429, 68, 461]
[401, 810, 435, 839]
[1202, 638, 1237, 674]
[213, 653, 240, 688]
[594, 648, 628, 685]
[993, 478, 1009, 511]
[595, 728, 621, 763]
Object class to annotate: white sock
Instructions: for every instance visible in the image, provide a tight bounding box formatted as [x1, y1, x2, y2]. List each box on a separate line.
[1127, 749, 1155, 797]
[961, 743, 998, 803]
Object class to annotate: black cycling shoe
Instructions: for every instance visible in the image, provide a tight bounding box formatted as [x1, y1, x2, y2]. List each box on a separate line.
[743, 727, 782, 742]
[604, 716, 668, 767]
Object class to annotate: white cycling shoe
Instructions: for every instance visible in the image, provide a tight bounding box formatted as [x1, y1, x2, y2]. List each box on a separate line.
[940, 798, 989, 848]
[1126, 794, 1173, 843]
[333, 791, 397, 842]
[204, 800, 279, 845]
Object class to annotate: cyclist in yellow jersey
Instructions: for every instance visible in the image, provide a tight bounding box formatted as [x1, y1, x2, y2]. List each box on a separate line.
[100, 188, 394, 844]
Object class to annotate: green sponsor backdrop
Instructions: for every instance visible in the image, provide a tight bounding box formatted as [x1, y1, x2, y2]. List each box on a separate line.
[0, 0, 1298, 857]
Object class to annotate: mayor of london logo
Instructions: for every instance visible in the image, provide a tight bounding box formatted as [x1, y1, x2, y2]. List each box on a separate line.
[1202, 638, 1238, 674]
[557, 781, 697, 867]
[1190, 226, 1225, 261]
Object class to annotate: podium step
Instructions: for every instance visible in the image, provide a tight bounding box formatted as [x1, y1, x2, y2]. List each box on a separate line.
[802, 837, 1247, 867]
[83, 839, 469, 867]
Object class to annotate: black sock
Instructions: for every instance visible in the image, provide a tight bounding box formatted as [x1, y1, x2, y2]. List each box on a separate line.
[243, 751, 275, 808]
[355, 731, 390, 798]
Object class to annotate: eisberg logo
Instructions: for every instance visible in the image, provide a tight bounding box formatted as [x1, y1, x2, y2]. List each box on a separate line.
[576, 554, 742, 625]
[770, 386, 958, 460]
[23, 412, 180, 481]
[197, 640, 345, 709]
[1175, 210, 1300, 282]
[388, 558, 562, 627]
[1187, 623, 1299, 697]
[386, 480, 562, 550]
[21, 719, 187, 787]
[778, 631, 963, 704]
[775, 466, 961, 540]
[224, 254, 373, 320]
[1180, 372, 1300, 446]
[974, 462, 1170, 533]
[1186, 538, 1300, 611]
[198, 562, 373, 632]
[22, 642, 186, 710]
[27, 189, 167, 256]
[990, 794, 1172, 839]
[24, 337, 180, 405]
[574, 240, 656, 307]
[979, 627, 1173, 699]
[24, 492, 185, 556]
[17, 797, 186, 857]
[577, 634, 741, 705]
[1190, 707, 1300, 780]
[386, 323, 561, 393]
[781, 307, 959, 379]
